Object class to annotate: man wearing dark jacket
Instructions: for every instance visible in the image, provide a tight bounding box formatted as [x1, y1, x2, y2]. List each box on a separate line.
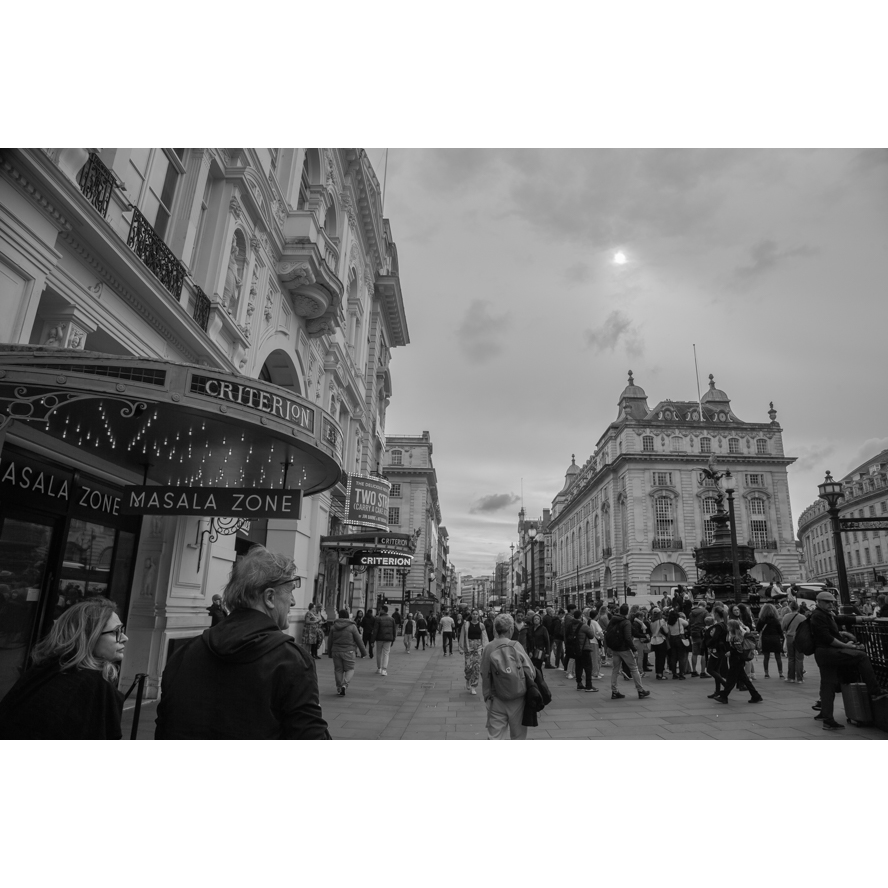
[372, 605, 397, 675]
[155, 546, 330, 740]
[608, 604, 650, 701]
[810, 589, 887, 731]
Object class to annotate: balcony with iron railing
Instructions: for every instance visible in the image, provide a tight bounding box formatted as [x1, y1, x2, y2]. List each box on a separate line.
[602, 546, 613, 558]
[748, 539, 778, 550]
[77, 152, 117, 217]
[189, 284, 212, 332]
[652, 538, 683, 550]
[127, 207, 185, 301]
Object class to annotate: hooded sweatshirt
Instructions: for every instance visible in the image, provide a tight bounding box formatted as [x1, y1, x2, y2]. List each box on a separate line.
[329, 618, 367, 656]
[155, 608, 330, 740]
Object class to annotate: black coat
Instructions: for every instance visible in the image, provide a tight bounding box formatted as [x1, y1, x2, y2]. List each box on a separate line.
[0, 660, 124, 739]
[155, 608, 330, 740]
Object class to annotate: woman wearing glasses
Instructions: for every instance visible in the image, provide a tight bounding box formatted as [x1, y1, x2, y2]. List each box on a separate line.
[0, 597, 127, 739]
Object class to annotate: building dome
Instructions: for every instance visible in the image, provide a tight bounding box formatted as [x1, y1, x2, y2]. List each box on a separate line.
[619, 369, 647, 400]
[700, 373, 730, 403]
[558, 454, 580, 494]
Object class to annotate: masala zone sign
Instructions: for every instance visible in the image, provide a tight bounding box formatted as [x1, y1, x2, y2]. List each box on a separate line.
[120, 486, 302, 519]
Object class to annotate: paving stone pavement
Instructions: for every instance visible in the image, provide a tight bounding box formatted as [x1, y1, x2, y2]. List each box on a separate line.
[122, 638, 887, 740]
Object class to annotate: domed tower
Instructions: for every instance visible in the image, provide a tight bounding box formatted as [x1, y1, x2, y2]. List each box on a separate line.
[616, 370, 649, 421]
[700, 373, 732, 418]
[558, 454, 581, 495]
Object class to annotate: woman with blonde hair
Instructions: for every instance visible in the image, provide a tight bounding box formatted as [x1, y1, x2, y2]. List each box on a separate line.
[713, 619, 763, 705]
[755, 602, 785, 679]
[459, 608, 488, 695]
[0, 597, 128, 738]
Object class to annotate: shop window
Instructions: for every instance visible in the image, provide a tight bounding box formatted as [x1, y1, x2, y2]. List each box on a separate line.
[700, 437, 711, 453]
[381, 568, 395, 586]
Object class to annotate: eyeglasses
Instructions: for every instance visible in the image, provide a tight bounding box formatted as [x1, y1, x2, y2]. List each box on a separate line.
[270, 575, 301, 589]
[101, 624, 126, 642]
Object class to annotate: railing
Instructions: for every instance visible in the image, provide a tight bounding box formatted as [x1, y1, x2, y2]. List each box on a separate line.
[78, 152, 116, 217]
[652, 538, 683, 550]
[602, 546, 613, 558]
[127, 207, 185, 300]
[749, 539, 778, 550]
[191, 285, 212, 332]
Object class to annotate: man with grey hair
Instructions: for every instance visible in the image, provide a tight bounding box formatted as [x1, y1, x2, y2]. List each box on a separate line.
[480, 613, 536, 740]
[155, 545, 330, 739]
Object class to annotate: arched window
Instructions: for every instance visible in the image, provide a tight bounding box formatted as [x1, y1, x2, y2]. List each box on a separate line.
[594, 514, 600, 561]
[585, 521, 590, 565]
[571, 531, 576, 570]
[297, 149, 321, 210]
[603, 508, 612, 552]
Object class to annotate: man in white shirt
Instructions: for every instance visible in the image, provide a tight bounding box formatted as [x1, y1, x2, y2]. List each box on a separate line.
[439, 609, 456, 656]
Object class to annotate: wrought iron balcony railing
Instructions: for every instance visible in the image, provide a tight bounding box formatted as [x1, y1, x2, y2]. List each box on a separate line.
[191, 285, 211, 332]
[652, 538, 683, 550]
[748, 539, 778, 550]
[127, 207, 185, 300]
[602, 546, 613, 558]
[78, 153, 116, 217]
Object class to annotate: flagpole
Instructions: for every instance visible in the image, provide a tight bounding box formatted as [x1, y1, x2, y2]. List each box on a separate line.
[693, 343, 703, 420]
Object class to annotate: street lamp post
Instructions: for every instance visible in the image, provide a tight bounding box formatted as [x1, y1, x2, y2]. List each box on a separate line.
[818, 470, 851, 607]
[510, 543, 515, 609]
[718, 471, 743, 601]
[528, 525, 537, 609]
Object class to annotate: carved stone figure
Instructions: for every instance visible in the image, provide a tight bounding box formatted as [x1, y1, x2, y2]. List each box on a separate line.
[44, 324, 67, 347]
[223, 240, 243, 315]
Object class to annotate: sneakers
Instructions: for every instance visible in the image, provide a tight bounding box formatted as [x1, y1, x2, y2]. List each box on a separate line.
[706, 692, 721, 699]
[748, 696, 763, 703]
[611, 690, 625, 699]
[713, 695, 728, 704]
[638, 689, 651, 699]
[375, 667, 381, 674]
[381, 669, 387, 676]
[470, 688, 477, 695]
[786, 678, 796, 683]
[779, 674, 785, 680]
[565, 673, 575, 680]
[585, 687, 599, 693]
[690, 671, 698, 677]
[338, 687, 346, 697]
[763, 673, 770, 679]
[677, 674, 686, 680]
[822, 719, 845, 731]
[812, 701, 822, 711]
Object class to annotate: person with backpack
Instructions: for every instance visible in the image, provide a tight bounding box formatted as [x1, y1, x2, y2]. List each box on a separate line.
[574, 611, 601, 693]
[781, 600, 805, 683]
[595, 604, 610, 667]
[712, 619, 763, 704]
[606, 604, 651, 700]
[550, 608, 565, 669]
[665, 610, 690, 679]
[402, 613, 415, 653]
[481, 613, 536, 740]
[648, 607, 669, 680]
[687, 600, 709, 677]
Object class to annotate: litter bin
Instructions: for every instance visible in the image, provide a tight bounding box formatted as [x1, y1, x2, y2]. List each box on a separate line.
[853, 618, 888, 732]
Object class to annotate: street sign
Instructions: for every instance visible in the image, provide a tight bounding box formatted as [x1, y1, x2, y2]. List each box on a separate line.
[839, 518, 888, 531]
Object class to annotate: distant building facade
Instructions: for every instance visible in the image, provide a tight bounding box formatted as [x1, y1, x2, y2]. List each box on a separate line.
[548, 372, 800, 606]
[797, 448, 888, 594]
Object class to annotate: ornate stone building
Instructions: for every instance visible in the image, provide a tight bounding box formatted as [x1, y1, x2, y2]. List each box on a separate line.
[548, 372, 800, 606]
[0, 148, 408, 702]
[797, 448, 888, 594]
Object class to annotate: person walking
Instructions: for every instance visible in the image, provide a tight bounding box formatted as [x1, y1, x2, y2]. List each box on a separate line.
[703, 605, 730, 699]
[154, 547, 330, 739]
[207, 594, 228, 626]
[575, 612, 600, 693]
[596, 604, 611, 667]
[527, 612, 550, 674]
[550, 608, 565, 669]
[402, 613, 415, 653]
[362, 607, 376, 659]
[606, 604, 650, 700]
[372, 606, 397, 676]
[415, 612, 429, 650]
[713, 619, 763, 705]
[666, 609, 690, 679]
[756, 602, 785, 679]
[392, 607, 402, 636]
[631, 608, 652, 677]
[687, 599, 709, 677]
[439, 610, 455, 655]
[302, 601, 323, 660]
[328, 608, 367, 696]
[781, 600, 805, 683]
[427, 612, 438, 647]
[460, 608, 488, 695]
[481, 613, 536, 740]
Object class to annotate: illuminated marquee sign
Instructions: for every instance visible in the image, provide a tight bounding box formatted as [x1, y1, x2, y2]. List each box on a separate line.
[351, 553, 412, 567]
[190, 374, 314, 433]
[120, 486, 302, 518]
[344, 473, 391, 530]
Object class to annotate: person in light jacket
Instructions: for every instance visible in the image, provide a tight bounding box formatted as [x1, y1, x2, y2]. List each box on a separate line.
[328, 609, 367, 696]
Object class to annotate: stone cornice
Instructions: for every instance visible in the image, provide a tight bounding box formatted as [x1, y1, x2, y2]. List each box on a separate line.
[1, 155, 72, 232]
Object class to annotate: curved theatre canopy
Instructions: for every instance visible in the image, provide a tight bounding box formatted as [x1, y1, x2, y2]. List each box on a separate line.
[0, 346, 344, 494]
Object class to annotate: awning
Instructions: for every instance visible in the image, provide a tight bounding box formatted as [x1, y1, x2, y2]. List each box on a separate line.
[320, 530, 417, 561]
[0, 346, 344, 494]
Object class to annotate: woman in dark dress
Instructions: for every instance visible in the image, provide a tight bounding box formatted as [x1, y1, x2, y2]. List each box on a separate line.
[527, 613, 550, 673]
[755, 602, 785, 679]
[362, 608, 376, 659]
[0, 597, 127, 739]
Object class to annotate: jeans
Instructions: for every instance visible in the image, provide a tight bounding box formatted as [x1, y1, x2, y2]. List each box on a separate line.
[814, 645, 882, 722]
[763, 650, 783, 675]
[590, 642, 600, 676]
[442, 631, 453, 654]
[429, 630, 437, 646]
[333, 652, 356, 689]
[611, 650, 644, 691]
[576, 649, 593, 689]
[416, 631, 427, 650]
[786, 637, 805, 681]
[376, 641, 392, 671]
[363, 634, 374, 657]
[652, 642, 668, 676]
[551, 639, 564, 667]
[403, 633, 412, 652]
[486, 695, 527, 740]
[668, 637, 689, 676]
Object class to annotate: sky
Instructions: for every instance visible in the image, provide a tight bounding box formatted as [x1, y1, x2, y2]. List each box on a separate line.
[366, 149, 888, 575]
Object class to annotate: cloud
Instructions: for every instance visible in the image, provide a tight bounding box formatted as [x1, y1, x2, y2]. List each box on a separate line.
[729, 238, 818, 288]
[456, 299, 512, 364]
[563, 261, 592, 284]
[469, 492, 521, 514]
[843, 437, 888, 477]
[583, 310, 643, 357]
[792, 442, 836, 473]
